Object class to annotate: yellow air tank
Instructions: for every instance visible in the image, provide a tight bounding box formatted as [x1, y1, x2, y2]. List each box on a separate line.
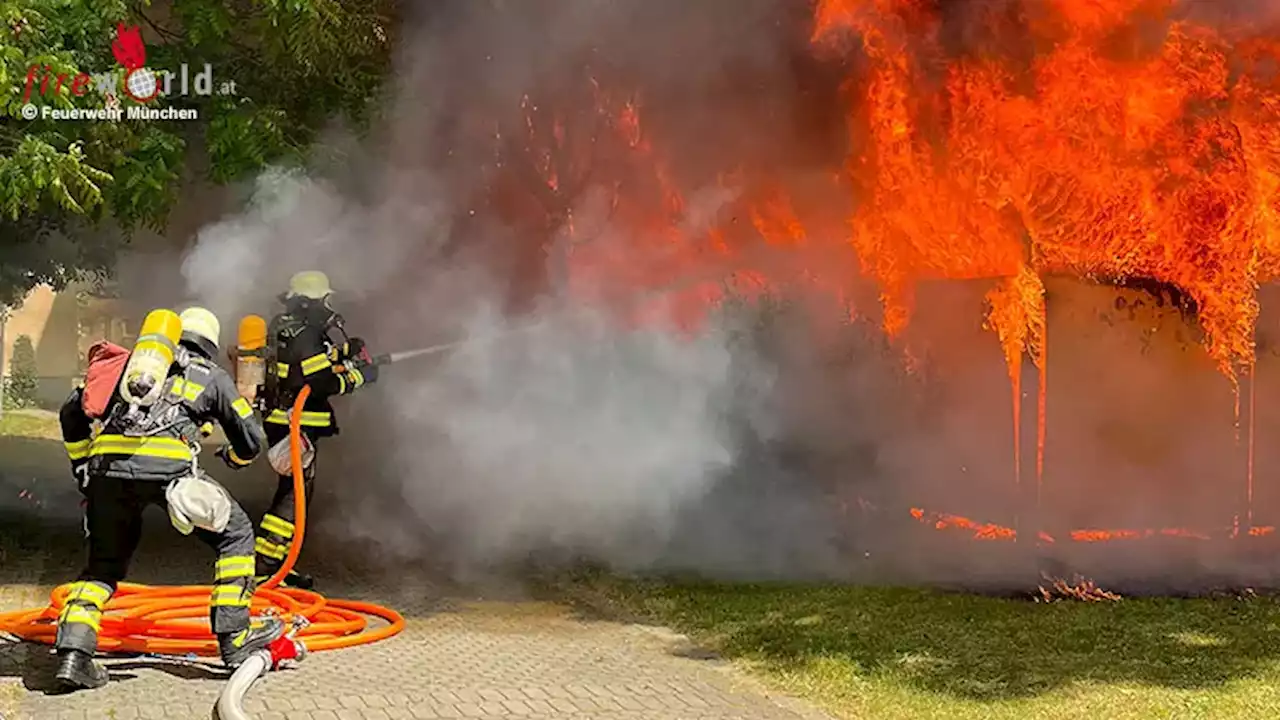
[120, 309, 183, 407]
[235, 314, 267, 401]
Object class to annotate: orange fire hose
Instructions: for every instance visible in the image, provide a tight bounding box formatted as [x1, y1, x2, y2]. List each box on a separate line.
[0, 385, 404, 656]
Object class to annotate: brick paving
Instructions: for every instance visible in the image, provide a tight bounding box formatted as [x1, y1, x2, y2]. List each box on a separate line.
[0, 443, 832, 720]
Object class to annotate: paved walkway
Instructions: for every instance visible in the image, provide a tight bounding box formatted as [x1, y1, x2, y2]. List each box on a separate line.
[0, 444, 831, 720]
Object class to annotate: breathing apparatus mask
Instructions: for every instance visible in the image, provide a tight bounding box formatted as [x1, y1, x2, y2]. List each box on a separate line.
[279, 293, 340, 328]
[281, 294, 353, 357]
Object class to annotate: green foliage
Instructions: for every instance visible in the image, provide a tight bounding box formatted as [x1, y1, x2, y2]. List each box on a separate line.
[0, 0, 395, 304]
[5, 334, 39, 408]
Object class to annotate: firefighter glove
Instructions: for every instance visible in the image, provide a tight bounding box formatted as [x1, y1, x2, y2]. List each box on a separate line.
[348, 358, 378, 386]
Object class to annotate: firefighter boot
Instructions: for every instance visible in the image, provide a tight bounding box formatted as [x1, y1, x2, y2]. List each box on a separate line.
[54, 648, 108, 691]
[217, 617, 285, 668]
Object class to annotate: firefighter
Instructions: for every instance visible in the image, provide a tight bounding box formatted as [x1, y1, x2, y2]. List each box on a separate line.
[53, 307, 282, 691]
[255, 271, 378, 589]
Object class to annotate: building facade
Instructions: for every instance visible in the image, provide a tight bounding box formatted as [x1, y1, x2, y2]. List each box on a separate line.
[1, 283, 140, 409]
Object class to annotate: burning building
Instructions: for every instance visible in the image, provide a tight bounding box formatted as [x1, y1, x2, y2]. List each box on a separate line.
[457, 0, 1280, 590]
[181, 0, 1280, 593]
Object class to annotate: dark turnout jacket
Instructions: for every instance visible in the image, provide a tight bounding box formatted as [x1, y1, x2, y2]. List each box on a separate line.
[61, 343, 265, 482]
[262, 311, 373, 437]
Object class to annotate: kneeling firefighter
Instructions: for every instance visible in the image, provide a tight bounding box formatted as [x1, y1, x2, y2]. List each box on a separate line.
[254, 271, 378, 589]
[53, 307, 283, 691]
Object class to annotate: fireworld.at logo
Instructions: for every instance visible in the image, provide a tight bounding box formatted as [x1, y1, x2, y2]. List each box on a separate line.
[20, 23, 236, 106]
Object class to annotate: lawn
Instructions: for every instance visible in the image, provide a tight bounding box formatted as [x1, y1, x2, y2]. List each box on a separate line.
[0, 409, 61, 440]
[568, 578, 1280, 719]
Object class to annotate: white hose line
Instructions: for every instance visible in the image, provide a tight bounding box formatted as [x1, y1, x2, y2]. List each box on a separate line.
[214, 650, 271, 720]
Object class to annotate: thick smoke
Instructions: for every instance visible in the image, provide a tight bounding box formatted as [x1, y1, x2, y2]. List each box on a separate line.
[176, 0, 888, 582]
[170, 0, 1280, 592]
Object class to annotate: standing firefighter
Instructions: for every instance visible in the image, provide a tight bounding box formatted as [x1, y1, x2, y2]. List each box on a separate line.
[254, 271, 378, 589]
[53, 307, 282, 691]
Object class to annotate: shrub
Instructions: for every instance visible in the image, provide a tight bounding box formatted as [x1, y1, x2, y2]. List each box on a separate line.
[5, 334, 39, 409]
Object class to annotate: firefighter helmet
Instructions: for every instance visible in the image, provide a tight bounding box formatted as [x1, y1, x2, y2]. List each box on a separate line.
[179, 307, 222, 350]
[287, 271, 332, 300]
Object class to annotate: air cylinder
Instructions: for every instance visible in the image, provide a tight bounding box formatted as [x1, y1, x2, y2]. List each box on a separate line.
[235, 314, 267, 401]
[119, 309, 182, 406]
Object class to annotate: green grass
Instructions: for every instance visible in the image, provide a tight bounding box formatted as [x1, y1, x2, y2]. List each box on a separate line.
[570, 579, 1280, 719]
[0, 408, 60, 440]
[0, 409, 67, 481]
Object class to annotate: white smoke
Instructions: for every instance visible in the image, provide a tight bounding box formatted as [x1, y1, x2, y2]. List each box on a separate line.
[176, 0, 813, 580]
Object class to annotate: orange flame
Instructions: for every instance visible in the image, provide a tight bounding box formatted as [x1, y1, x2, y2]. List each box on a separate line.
[811, 0, 1280, 378]
[504, 2, 1280, 544]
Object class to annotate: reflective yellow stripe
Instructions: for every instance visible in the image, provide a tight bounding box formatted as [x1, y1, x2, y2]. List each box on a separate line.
[264, 409, 332, 427]
[66, 581, 111, 608]
[276, 363, 290, 378]
[210, 585, 252, 607]
[65, 439, 91, 460]
[169, 378, 206, 402]
[255, 537, 287, 560]
[59, 605, 102, 632]
[89, 434, 193, 461]
[300, 353, 331, 376]
[231, 397, 253, 419]
[259, 513, 294, 538]
[348, 368, 364, 387]
[215, 556, 256, 580]
[338, 375, 347, 394]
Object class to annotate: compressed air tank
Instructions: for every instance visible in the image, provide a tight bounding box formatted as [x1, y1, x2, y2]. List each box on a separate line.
[235, 314, 267, 401]
[119, 309, 183, 407]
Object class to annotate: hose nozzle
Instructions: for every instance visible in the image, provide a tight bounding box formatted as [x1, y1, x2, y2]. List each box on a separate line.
[287, 614, 310, 639]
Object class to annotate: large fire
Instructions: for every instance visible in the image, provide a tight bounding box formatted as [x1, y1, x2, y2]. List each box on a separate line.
[506, 0, 1280, 546]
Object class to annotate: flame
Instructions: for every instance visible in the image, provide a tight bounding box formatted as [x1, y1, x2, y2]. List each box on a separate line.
[909, 506, 1273, 543]
[501, 1, 1280, 544]
[810, 0, 1280, 379]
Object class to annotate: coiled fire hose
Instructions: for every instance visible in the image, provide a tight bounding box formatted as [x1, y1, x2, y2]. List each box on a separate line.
[0, 385, 405, 717]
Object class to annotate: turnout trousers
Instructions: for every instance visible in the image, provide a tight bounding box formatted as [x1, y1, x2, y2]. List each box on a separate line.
[253, 423, 318, 583]
[55, 474, 257, 655]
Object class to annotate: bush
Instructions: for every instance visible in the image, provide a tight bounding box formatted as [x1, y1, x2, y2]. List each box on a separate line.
[4, 334, 39, 409]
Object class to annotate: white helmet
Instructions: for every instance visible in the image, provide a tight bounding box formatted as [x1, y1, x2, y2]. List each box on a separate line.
[179, 307, 221, 350]
[287, 271, 332, 300]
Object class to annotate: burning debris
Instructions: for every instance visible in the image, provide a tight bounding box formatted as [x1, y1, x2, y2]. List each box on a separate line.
[1036, 573, 1122, 603]
[909, 507, 1276, 544]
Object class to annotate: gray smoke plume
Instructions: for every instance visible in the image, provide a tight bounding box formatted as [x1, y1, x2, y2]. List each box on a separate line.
[170, 0, 1280, 593]
[175, 0, 883, 583]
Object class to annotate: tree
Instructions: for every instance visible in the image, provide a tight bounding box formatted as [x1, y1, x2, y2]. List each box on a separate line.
[0, 0, 397, 304]
[5, 334, 39, 409]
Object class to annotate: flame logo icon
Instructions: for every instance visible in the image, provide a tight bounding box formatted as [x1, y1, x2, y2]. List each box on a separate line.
[110, 23, 158, 102]
[111, 23, 145, 69]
